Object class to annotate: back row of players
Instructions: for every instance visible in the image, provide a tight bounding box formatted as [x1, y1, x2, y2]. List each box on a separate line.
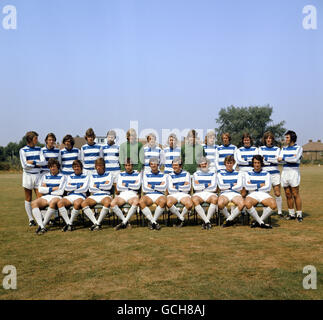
[20, 128, 303, 234]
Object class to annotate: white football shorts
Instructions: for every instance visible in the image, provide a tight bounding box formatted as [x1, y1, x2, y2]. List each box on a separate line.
[281, 169, 300, 188]
[193, 191, 217, 202]
[247, 191, 272, 203]
[22, 172, 41, 190]
[167, 192, 191, 203]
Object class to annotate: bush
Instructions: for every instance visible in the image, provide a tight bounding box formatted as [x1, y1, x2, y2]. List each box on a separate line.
[301, 159, 323, 165]
[313, 160, 323, 165]
[0, 162, 10, 170]
[301, 159, 311, 165]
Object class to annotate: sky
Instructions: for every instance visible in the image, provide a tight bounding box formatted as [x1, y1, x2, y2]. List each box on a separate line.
[0, 0, 322, 146]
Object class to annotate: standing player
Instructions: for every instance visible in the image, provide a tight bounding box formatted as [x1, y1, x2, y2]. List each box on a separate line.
[215, 133, 237, 172]
[119, 129, 144, 172]
[57, 160, 90, 231]
[278, 130, 303, 221]
[139, 158, 168, 230]
[40, 133, 60, 175]
[166, 157, 193, 227]
[202, 131, 218, 173]
[163, 133, 181, 175]
[181, 129, 205, 175]
[235, 133, 258, 198]
[111, 158, 142, 230]
[80, 158, 113, 231]
[80, 128, 103, 176]
[192, 157, 218, 230]
[19, 131, 46, 226]
[31, 158, 66, 234]
[259, 131, 283, 217]
[59, 135, 80, 176]
[102, 130, 120, 186]
[244, 155, 276, 229]
[143, 133, 165, 173]
[235, 133, 258, 173]
[217, 155, 244, 227]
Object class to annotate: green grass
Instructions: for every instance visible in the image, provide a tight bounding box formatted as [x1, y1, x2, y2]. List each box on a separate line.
[0, 167, 322, 299]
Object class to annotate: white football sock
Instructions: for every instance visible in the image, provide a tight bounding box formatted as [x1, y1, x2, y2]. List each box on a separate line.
[83, 206, 98, 225]
[141, 207, 154, 223]
[25, 201, 34, 222]
[206, 204, 217, 221]
[112, 206, 126, 224]
[221, 207, 230, 219]
[261, 207, 273, 222]
[40, 210, 46, 219]
[275, 196, 282, 214]
[247, 207, 263, 225]
[296, 211, 303, 218]
[97, 206, 109, 225]
[227, 206, 241, 221]
[58, 207, 70, 225]
[195, 205, 209, 223]
[180, 207, 188, 219]
[152, 206, 164, 224]
[69, 208, 79, 225]
[124, 205, 137, 223]
[288, 209, 295, 217]
[169, 205, 184, 221]
[43, 207, 56, 227]
[32, 208, 44, 228]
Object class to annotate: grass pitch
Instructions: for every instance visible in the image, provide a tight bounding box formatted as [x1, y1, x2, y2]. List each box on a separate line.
[0, 167, 322, 300]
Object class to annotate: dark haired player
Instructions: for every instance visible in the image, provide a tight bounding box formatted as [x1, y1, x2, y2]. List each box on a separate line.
[278, 130, 303, 222]
[244, 155, 277, 229]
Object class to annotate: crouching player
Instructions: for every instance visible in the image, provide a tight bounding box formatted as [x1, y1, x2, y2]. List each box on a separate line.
[31, 159, 66, 234]
[140, 158, 167, 230]
[192, 157, 218, 230]
[57, 160, 89, 231]
[244, 155, 276, 229]
[112, 158, 141, 230]
[81, 158, 113, 231]
[166, 157, 193, 228]
[217, 155, 244, 227]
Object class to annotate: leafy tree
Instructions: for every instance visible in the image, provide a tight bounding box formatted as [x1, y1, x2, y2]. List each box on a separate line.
[215, 105, 286, 147]
[0, 136, 44, 165]
[5, 142, 19, 159]
[0, 146, 5, 162]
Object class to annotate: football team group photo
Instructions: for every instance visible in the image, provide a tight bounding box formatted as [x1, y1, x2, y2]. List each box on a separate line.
[1, 0, 322, 302]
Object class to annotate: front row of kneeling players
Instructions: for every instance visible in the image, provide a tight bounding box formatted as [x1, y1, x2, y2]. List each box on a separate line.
[31, 154, 276, 234]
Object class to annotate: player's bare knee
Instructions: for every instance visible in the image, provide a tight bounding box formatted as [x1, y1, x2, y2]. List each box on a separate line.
[192, 197, 200, 206]
[211, 197, 218, 205]
[81, 201, 88, 209]
[244, 200, 252, 209]
[110, 199, 117, 208]
[158, 198, 166, 208]
[102, 199, 111, 208]
[291, 189, 299, 197]
[237, 202, 245, 211]
[31, 200, 37, 209]
[132, 198, 139, 206]
[139, 198, 146, 209]
[184, 201, 193, 210]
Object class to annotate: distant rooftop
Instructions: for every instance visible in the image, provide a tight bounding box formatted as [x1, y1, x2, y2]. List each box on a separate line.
[303, 139, 323, 152]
